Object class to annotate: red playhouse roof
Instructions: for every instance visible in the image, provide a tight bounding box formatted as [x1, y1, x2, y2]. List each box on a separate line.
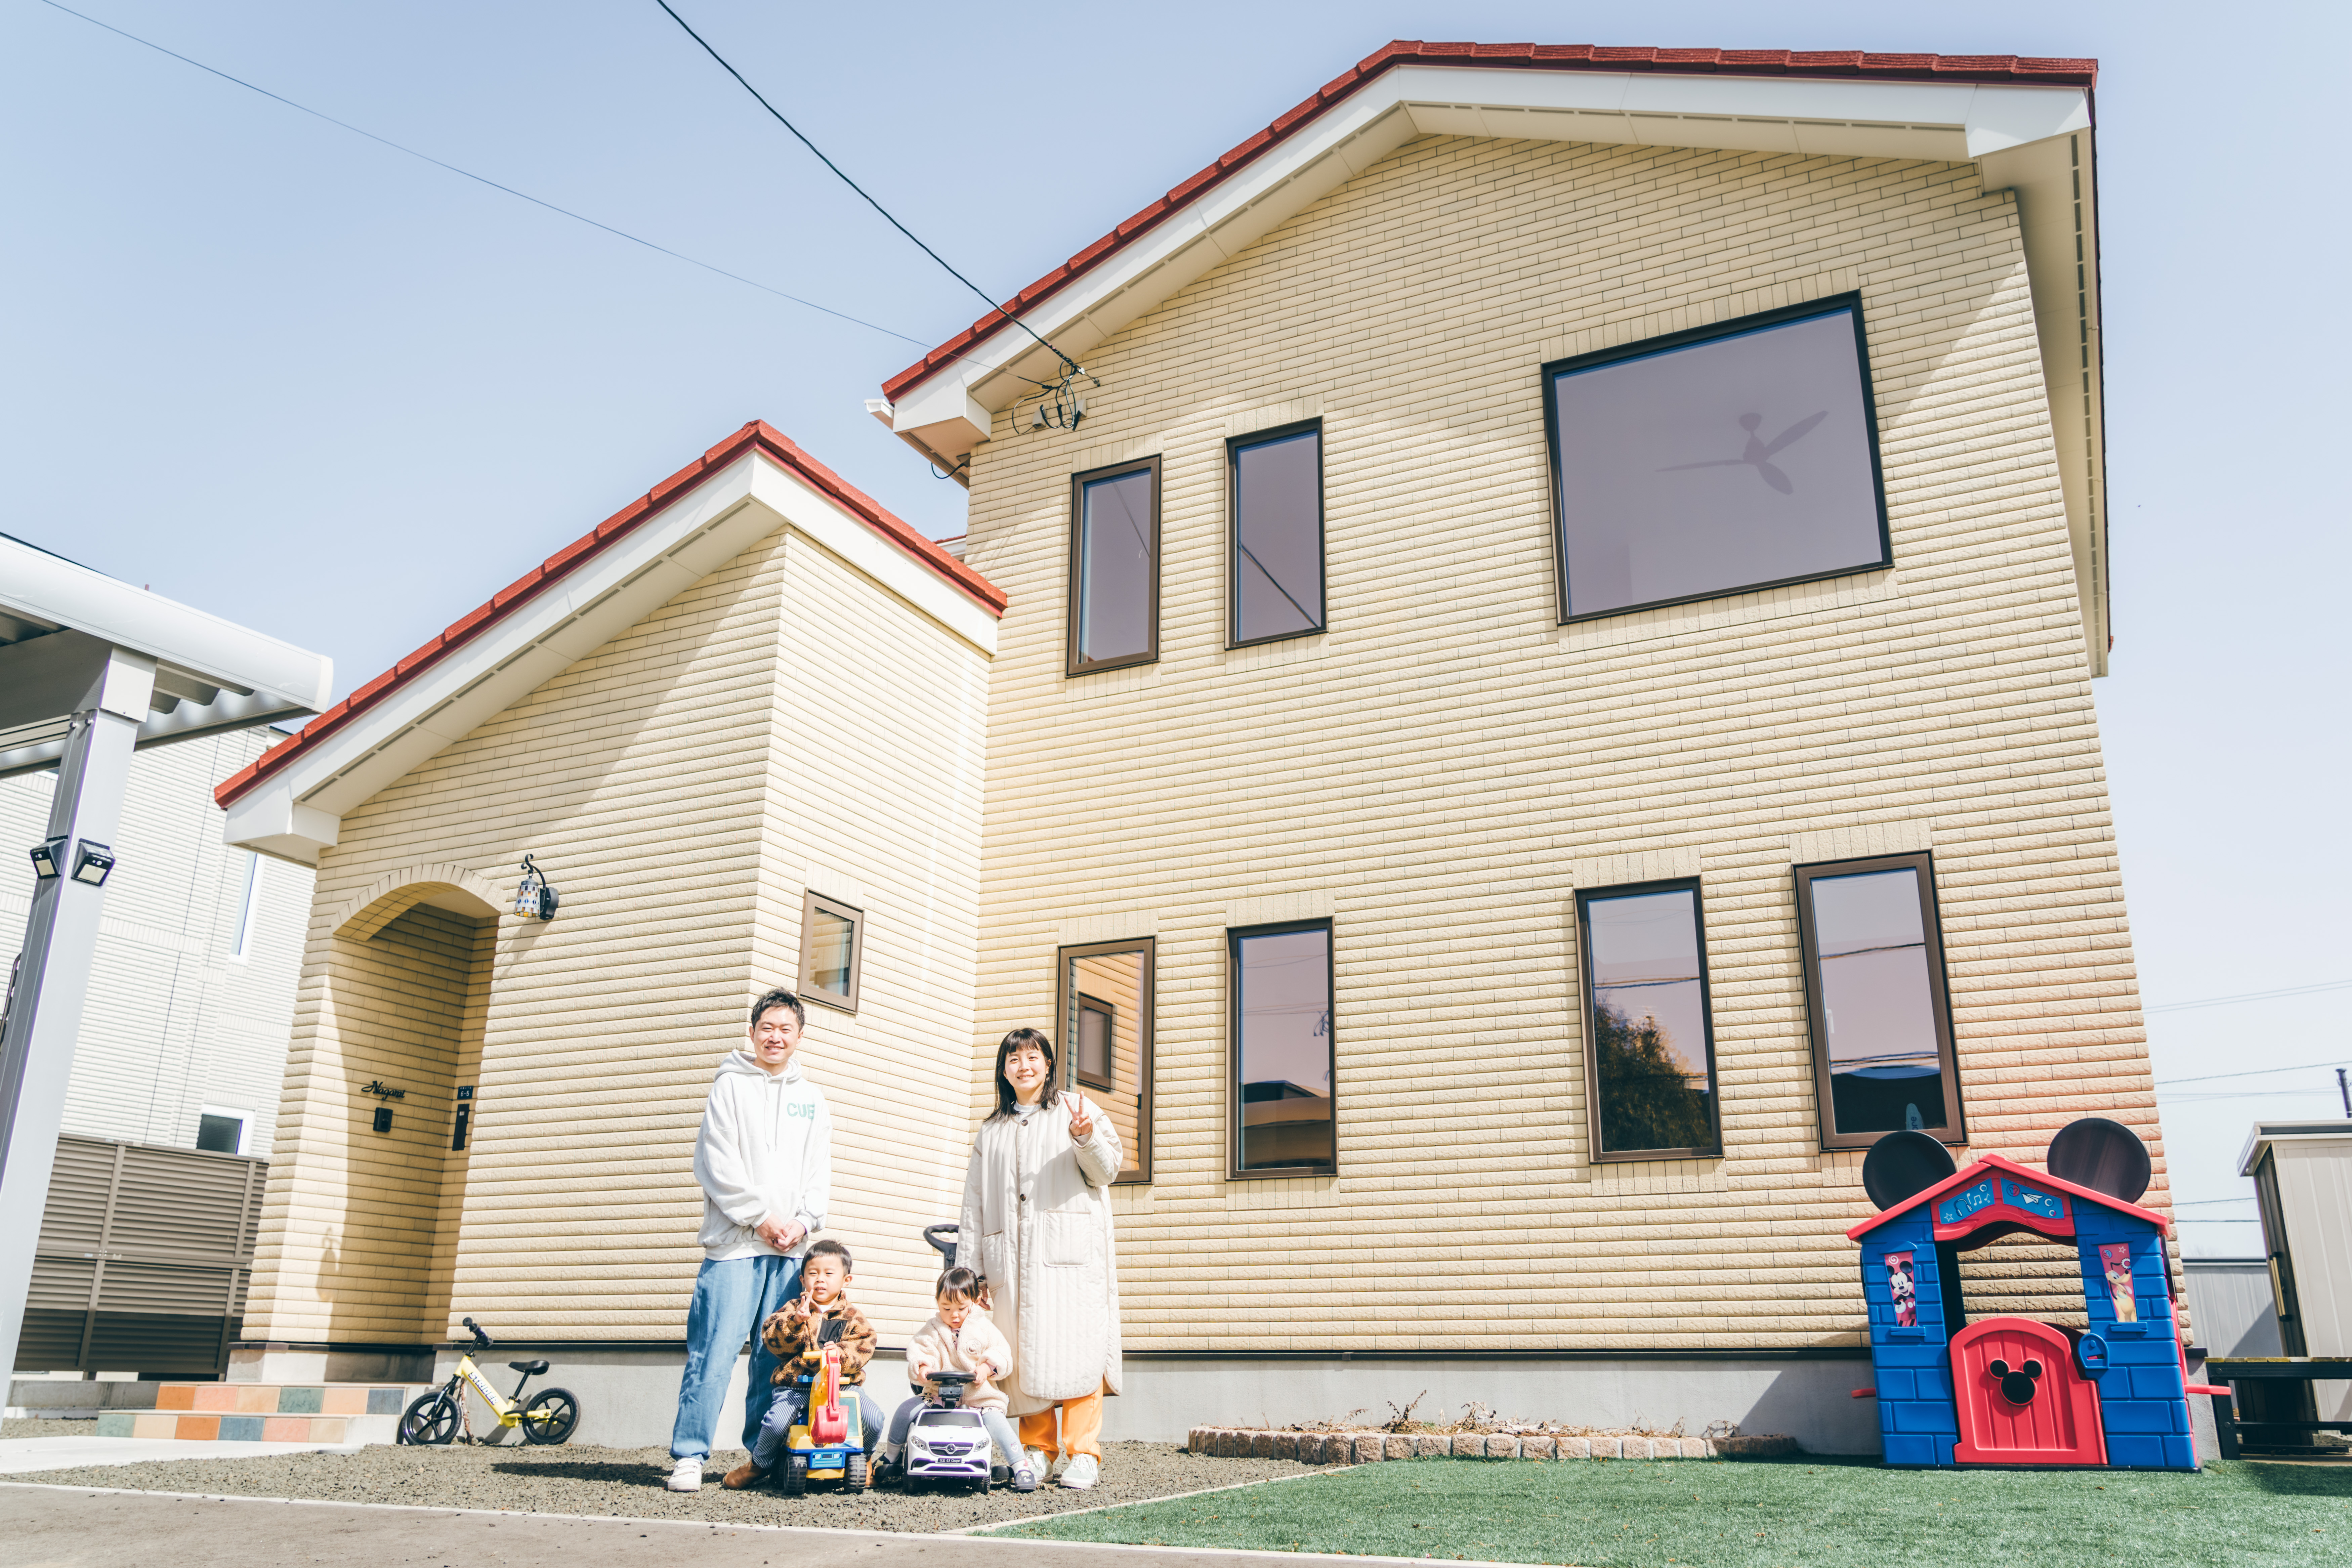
[1846, 1152, 2171, 1243]
[879, 41, 2099, 401]
[215, 421, 1004, 811]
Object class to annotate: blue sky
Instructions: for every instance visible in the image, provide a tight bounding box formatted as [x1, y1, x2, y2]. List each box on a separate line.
[6, 0, 2344, 1241]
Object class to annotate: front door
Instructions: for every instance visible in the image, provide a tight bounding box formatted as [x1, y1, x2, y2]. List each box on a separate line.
[1950, 1317, 2105, 1465]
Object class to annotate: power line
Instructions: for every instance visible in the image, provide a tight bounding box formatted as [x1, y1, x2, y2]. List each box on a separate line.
[650, 0, 1079, 385]
[32, 0, 936, 350]
[2145, 978, 2352, 1013]
[2154, 1058, 2350, 1087]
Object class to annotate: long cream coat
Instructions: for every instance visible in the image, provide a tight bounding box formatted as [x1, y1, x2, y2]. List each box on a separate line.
[955, 1093, 1122, 1413]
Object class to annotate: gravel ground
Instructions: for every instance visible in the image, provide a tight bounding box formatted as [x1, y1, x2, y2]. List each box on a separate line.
[4, 1419, 94, 1439]
[11, 1439, 1314, 1531]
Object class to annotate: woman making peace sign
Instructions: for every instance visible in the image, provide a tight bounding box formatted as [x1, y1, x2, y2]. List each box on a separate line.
[955, 1027, 1123, 1489]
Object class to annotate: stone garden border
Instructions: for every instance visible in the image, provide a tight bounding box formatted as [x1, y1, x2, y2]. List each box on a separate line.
[1184, 1428, 1800, 1463]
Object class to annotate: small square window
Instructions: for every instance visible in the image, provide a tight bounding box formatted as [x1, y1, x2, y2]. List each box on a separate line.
[1576, 882, 1721, 1160]
[1229, 920, 1335, 1177]
[1793, 853, 1965, 1149]
[1229, 422, 1325, 646]
[798, 892, 863, 1012]
[1058, 940, 1153, 1183]
[1545, 295, 1892, 622]
[196, 1110, 248, 1155]
[1067, 457, 1160, 676]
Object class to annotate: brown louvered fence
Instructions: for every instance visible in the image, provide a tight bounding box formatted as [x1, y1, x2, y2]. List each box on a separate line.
[16, 1135, 265, 1376]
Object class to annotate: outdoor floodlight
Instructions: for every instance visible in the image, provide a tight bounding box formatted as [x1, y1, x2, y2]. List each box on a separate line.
[514, 853, 559, 921]
[69, 840, 116, 887]
[28, 837, 68, 880]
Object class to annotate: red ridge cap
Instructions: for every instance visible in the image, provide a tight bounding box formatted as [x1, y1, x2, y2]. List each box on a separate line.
[876, 41, 2096, 402]
[1845, 1152, 2171, 1241]
[216, 421, 1005, 810]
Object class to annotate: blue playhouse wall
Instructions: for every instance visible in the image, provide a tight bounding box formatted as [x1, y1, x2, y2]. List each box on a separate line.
[1858, 1207, 1957, 1468]
[2072, 1206, 2195, 1470]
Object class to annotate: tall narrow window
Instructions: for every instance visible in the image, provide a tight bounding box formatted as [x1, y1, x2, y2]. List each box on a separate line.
[1067, 457, 1160, 675]
[1058, 939, 1153, 1183]
[229, 851, 263, 962]
[1229, 920, 1335, 1176]
[1577, 882, 1721, 1160]
[798, 892, 863, 1012]
[1545, 295, 1891, 622]
[1228, 422, 1324, 645]
[1793, 853, 1964, 1148]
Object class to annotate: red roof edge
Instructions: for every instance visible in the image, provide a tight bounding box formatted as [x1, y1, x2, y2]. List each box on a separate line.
[1844, 1152, 2170, 1241]
[878, 41, 2097, 402]
[215, 422, 1005, 811]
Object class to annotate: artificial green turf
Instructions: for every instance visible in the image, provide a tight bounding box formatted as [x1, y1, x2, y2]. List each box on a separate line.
[995, 1455, 2352, 1567]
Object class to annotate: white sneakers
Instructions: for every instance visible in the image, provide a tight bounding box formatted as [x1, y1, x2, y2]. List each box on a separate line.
[665, 1455, 705, 1492]
[1024, 1446, 1053, 1479]
[1057, 1453, 1099, 1489]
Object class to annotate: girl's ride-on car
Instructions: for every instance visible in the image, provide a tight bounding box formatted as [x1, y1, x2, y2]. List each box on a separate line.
[900, 1370, 991, 1491]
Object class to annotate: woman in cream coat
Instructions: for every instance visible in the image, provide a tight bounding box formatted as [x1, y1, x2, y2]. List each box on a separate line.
[956, 1028, 1122, 1489]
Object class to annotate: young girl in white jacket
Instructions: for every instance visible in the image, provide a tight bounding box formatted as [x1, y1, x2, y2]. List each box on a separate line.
[876, 1267, 1036, 1491]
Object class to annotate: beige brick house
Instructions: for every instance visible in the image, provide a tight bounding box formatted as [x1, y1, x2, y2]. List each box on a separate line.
[228, 43, 2154, 1451]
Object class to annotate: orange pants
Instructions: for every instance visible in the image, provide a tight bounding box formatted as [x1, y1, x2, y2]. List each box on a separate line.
[1017, 1382, 1106, 1460]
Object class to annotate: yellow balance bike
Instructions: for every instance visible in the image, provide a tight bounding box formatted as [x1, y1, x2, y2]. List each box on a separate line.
[397, 1317, 580, 1445]
[779, 1341, 866, 1493]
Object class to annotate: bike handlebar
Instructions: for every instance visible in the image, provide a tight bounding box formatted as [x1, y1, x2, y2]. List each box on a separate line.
[461, 1316, 492, 1349]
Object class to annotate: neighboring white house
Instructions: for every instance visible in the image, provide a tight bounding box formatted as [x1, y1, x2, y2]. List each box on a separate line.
[1, 727, 312, 1160]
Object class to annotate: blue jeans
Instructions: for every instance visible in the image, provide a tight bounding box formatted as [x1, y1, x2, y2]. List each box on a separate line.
[751, 1382, 883, 1469]
[668, 1253, 802, 1460]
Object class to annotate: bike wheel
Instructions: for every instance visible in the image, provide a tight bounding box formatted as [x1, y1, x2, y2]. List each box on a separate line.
[398, 1389, 460, 1446]
[519, 1387, 580, 1445]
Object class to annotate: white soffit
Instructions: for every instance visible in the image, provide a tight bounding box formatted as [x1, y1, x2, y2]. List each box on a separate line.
[223, 451, 997, 864]
[884, 66, 2095, 453]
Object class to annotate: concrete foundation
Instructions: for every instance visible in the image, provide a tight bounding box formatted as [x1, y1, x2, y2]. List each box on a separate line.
[6, 1376, 162, 1419]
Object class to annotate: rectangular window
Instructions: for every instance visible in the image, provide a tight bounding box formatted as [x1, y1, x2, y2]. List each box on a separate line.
[798, 891, 863, 1012]
[1228, 422, 1324, 645]
[1058, 940, 1153, 1183]
[196, 1108, 249, 1155]
[1545, 295, 1892, 622]
[1229, 920, 1335, 1177]
[1793, 853, 1964, 1148]
[1576, 882, 1721, 1160]
[1067, 457, 1160, 675]
[229, 851, 263, 962]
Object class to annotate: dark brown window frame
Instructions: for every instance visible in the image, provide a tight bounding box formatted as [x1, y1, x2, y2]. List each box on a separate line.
[1541, 293, 1895, 626]
[1055, 937, 1155, 1185]
[1226, 917, 1338, 1180]
[1574, 878, 1723, 1163]
[1791, 851, 1966, 1150]
[1065, 455, 1163, 677]
[797, 890, 864, 1013]
[1073, 992, 1117, 1092]
[1226, 418, 1327, 648]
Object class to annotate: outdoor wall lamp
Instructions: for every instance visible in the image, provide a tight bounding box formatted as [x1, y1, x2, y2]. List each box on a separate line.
[364, 1079, 405, 1134]
[28, 837, 67, 879]
[514, 854, 559, 921]
[69, 840, 116, 887]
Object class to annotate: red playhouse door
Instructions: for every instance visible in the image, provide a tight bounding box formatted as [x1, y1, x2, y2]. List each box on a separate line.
[1949, 1318, 2105, 1466]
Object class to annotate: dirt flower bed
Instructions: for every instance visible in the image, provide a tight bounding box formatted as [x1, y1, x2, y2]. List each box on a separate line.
[1185, 1399, 1798, 1463]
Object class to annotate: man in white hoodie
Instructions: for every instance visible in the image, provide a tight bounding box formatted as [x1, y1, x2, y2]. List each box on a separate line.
[664, 988, 833, 1492]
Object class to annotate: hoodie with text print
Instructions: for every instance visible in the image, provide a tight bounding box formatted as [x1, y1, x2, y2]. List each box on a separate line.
[693, 1049, 832, 1261]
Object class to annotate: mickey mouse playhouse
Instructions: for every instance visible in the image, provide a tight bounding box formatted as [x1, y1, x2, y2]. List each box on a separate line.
[1851, 1119, 2210, 1470]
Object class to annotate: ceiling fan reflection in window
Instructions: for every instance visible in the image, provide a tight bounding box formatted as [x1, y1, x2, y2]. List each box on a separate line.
[1659, 410, 1828, 495]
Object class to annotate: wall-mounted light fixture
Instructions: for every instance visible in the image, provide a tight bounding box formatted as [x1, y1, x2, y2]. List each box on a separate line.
[28, 837, 68, 880]
[514, 854, 559, 921]
[373, 1106, 394, 1133]
[70, 841, 116, 887]
[363, 1078, 405, 1135]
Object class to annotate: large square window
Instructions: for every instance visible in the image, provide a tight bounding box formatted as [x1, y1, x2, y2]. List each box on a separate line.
[1545, 296, 1891, 622]
[1229, 920, 1335, 1176]
[1228, 422, 1324, 645]
[1793, 853, 1964, 1148]
[1576, 882, 1721, 1160]
[1057, 940, 1153, 1183]
[1067, 457, 1160, 675]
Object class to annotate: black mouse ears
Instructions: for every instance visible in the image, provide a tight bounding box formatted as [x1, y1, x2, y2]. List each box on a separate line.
[1986, 1359, 2045, 1381]
[2046, 1117, 2152, 1203]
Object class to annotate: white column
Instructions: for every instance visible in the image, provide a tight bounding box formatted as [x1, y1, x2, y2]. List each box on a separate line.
[0, 644, 152, 1381]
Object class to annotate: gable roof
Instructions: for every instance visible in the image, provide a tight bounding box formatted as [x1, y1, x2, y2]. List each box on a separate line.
[1845, 1152, 2171, 1241]
[878, 41, 2096, 408]
[214, 421, 1002, 823]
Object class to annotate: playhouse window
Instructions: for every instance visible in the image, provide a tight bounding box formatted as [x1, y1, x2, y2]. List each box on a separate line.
[1229, 920, 1336, 1177]
[1228, 422, 1325, 645]
[1793, 853, 1964, 1148]
[1543, 295, 1892, 623]
[1576, 882, 1721, 1160]
[798, 891, 863, 1012]
[1067, 456, 1160, 675]
[1058, 939, 1154, 1183]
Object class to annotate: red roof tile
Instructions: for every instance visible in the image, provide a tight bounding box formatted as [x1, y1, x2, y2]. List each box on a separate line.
[215, 421, 1005, 810]
[878, 40, 2096, 402]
